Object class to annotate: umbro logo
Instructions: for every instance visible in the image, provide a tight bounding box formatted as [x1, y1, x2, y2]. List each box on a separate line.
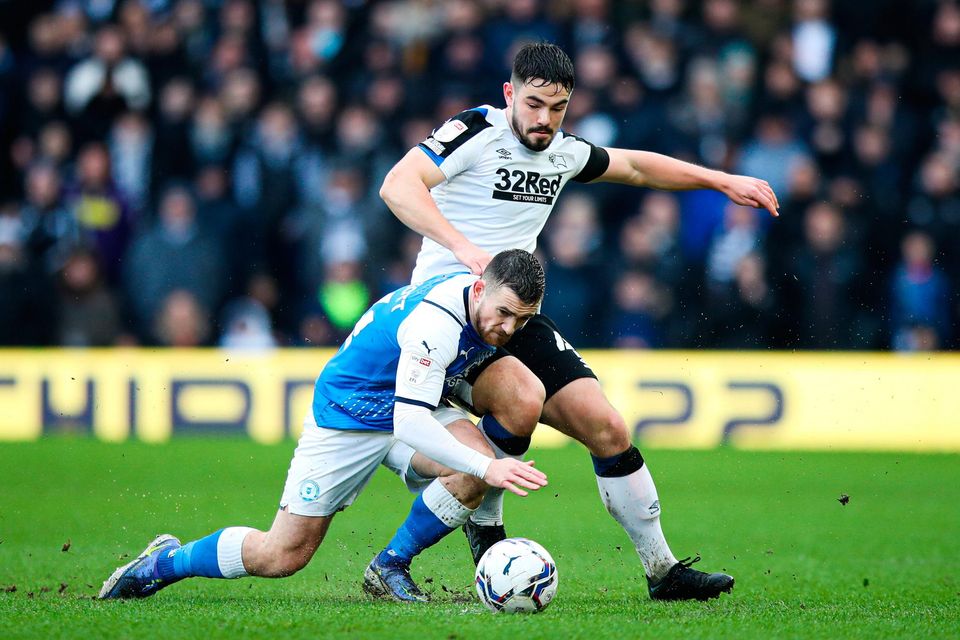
[648, 500, 661, 515]
[496, 148, 512, 159]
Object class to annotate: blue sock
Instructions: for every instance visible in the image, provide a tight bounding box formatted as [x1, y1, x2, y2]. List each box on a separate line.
[591, 446, 645, 478]
[157, 529, 226, 580]
[378, 493, 455, 567]
[480, 415, 530, 456]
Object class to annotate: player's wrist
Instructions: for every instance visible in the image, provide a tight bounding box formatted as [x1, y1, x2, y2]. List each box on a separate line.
[471, 452, 494, 481]
[709, 169, 732, 192]
[450, 238, 475, 257]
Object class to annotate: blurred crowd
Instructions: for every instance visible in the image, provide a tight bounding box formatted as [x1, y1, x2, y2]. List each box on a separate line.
[0, 0, 958, 351]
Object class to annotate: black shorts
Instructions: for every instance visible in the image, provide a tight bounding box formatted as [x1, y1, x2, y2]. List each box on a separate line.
[465, 314, 597, 399]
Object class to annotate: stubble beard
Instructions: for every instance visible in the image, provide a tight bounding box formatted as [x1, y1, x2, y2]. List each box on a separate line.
[511, 108, 554, 152]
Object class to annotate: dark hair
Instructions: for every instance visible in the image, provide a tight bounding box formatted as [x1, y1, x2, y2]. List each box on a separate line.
[511, 42, 575, 93]
[483, 249, 546, 306]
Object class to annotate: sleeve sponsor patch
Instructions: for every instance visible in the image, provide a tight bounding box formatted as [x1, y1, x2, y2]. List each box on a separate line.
[404, 354, 433, 385]
[433, 119, 468, 142]
[417, 109, 493, 166]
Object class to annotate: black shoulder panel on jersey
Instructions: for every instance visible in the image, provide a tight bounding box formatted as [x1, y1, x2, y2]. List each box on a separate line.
[418, 109, 493, 162]
[568, 134, 611, 183]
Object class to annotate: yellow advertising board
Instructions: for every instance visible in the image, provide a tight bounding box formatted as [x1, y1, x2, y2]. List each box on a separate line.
[0, 349, 958, 451]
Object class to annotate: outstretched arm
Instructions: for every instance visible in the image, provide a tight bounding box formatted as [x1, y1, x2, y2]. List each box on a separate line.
[393, 402, 493, 478]
[393, 403, 547, 496]
[597, 148, 780, 218]
[380, 148, 492, 275]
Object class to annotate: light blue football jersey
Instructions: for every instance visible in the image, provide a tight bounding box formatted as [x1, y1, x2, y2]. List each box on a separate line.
[312, 273, 494, 432]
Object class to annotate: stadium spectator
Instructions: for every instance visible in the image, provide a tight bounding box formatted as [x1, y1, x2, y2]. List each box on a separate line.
[705, 252, 777, 349]
[607, 270, 671, 349]
[0, 209, 57, 345]
[780, 201, 866, 349]
[906, 153, 960, 270]
[21, 67, 65, 140]
[705, 203, 765, 294]
[232, 102, 325, 304]
[849, 122, 901, 220]
[64, 142, 135, 283]
[153, 77, 198, 193]
[296, 75, 338, 152]
[890, 231, 951, 351]
[800, 77, 849, 177]
[56, 245, 124, 347]
[308, 256, 370, 346]
[617, 193, 684, 286]
[791, 0, 836, 83]
[737, 112, 810, 198]
[669, 57, 732, 167]
[20, 161, 80, 273]
[34, 121, 74, 174]
[153, 289, 211, 347]
[108, 111, 153, 213]
[377, 229, 423, 297]
[189, 95, 234, 167]
[193, 164, 245, 292]
[63, 24, 151, 144]
[541, 193, 609, 347]
[624, 25, 682, 100]
[219, 297, 277, 351]
[123, 183, 225, 342]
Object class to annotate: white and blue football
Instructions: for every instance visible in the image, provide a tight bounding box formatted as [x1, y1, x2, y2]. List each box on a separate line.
[475, 537, 558, 613]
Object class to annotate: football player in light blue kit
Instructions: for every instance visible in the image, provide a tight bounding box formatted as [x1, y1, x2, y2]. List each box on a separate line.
[98, 249, 548, 601]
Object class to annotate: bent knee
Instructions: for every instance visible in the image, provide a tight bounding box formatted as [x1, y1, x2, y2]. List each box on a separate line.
[516, 378, 546, 424]
[500, 378, 545, 437]
[444, 473, 488, 508]
[475, 361, 545, 437]
[587, 409, 632, 457]
[463, 474, 489, 503]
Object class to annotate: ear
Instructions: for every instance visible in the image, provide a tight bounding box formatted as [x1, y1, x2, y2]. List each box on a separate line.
[473, 278, 486, 301]
[503, 81, 514, 107]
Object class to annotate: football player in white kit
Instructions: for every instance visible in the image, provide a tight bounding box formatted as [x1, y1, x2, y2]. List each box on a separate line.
[98, 250, 548, 602]
[376, 43, 781, 601]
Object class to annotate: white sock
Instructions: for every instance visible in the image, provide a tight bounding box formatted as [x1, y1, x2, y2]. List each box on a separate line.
[425, 479, 474, 527]
[217, 526, 255, 578]
[470, 487, 506, 526]
[596, 464, 678, 581]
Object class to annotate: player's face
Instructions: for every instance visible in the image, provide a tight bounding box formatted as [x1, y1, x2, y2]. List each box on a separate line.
[504, 79, 571, 152]
[472, 281, 539, 347]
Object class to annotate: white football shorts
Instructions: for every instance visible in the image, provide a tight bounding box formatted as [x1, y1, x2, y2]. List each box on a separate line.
[279, 405, 471, 517]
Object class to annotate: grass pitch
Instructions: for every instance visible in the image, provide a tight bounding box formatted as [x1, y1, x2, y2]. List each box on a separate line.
[0, 438, 957, 639]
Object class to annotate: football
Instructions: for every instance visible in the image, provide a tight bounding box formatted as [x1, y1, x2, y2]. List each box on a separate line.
[474, 537, 558, 613]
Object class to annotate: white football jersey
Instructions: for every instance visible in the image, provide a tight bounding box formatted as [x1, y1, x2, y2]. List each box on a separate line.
[411, 105, 609, 283]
